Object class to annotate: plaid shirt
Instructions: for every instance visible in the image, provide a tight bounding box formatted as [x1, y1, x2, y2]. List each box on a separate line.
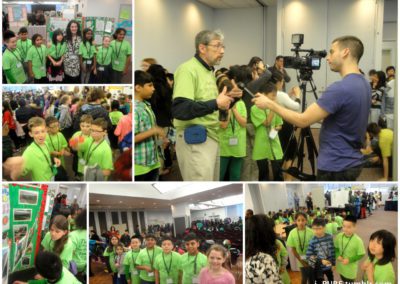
[134, 99, 158, 166]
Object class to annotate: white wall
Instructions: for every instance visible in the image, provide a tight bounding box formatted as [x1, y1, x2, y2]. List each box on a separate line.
[190, 207, 226, 220]
[245, 184, 255, 211]
[135, 0, 214, 72]
[383, 0, 397, 41]
[82, 0, 131, 25]
[259, 183, 288, 212]
[145, 209, 173, 225]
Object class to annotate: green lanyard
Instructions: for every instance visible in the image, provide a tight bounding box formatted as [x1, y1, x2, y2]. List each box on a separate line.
[34, 142, 52, 170]
[115, 41, 124, 59]
[341, 234, 354, 257]
[35, 46, 44, 64]
[49, 134, 60, 152]
[20, 41, 28, 57]
[8, 48, 23, 64]
[85, 42, 93, 58]
[85, 139, 105, 163]
[297, 228, 307, 254]
[146, 248, 155, 270]
[101, 47, 110, 65]
[188, 253, 198, 275]
[162, 253, 173, 276]
[55, 43, 62, 58]
[230, 111, 236, 135]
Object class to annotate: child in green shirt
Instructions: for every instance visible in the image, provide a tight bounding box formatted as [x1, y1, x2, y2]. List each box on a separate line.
[110, 28, 131, 83]
[114, 244, 127, 284]
[109, 100, 124, 149]
[3, 30, 27, 84]
[26, 33, 48, 83]
[334, 215, 365, 282]
[179, 233, 208, 284]
[17, 27, 32, 82]
[136, 234, 163, 283]
[251, 82, 283, 181]
[361, 230, 396, 284]
[276, 239, 290, 284]
[123, 237, 142, 284]
[154, 237, 182, 284]
[68, 209, 87, 275]
[103, 236, 120, 274]
[79, 28, 97, 83]
[45, 116, 69, 168]
[95, 35, 113, 83]
[47, 29, 67, 83]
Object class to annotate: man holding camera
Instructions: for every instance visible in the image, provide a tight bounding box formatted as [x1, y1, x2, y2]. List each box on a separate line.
[268, 55, 291, 91]
[172, 30, 242, 181]
[253, 36, 371, 181]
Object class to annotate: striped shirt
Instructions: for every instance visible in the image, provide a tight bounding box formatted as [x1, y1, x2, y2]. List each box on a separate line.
[306, 234, 335, 271]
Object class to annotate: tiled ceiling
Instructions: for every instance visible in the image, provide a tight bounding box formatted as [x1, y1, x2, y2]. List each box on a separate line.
[196, 0, 276, 8]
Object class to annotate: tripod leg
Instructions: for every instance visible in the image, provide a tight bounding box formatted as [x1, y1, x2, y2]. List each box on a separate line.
[304, 127, 319, 175]
[296, 128, 306, 172]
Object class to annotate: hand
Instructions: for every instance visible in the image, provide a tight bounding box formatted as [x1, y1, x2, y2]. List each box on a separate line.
[63, 149, 72, 157]
[13, 281, 28, 284]
[321, 259, 331, 266]
[162, 138, 170, 149]
[337, 256, 343, 262]
[54, 158, 61, 167]
[3, 157, 24, 180]
[216, 86, 234, 110]
[342, 258, 349, 265]
[290, 86, 301, 98]
[360, 260, 369, 271]
[227, 80, 243, 98]
[252, 93, 273, 110]
[93, 68, 97, 75]
[123, 68, 128, 76]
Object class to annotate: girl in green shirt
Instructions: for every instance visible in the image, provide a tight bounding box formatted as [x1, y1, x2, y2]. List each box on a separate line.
[362, 230, 396, 284]
[111, 28, 131, 83]
[79, 28, 97, 84]
[47, 29, 66, 83]
[95, 35, 113, 83]
[27, 33, 48, 83]
[103, 236, 120, 274]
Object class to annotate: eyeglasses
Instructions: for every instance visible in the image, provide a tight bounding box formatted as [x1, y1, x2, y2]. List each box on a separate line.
[207, 43, 226, 50]
[90, 129, 104, 133]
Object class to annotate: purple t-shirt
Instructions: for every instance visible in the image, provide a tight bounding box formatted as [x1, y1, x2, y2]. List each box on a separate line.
[316, 73, 371, 171]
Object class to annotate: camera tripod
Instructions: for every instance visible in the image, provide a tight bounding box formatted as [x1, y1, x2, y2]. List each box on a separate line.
[283, 70, 319, 181]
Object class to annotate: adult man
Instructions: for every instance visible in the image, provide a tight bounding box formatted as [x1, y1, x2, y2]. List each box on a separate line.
[306, 193, 313, 211]
[172, 30, 242, 181]
[253, 36, 370, 181]
[268, 55, 291, 91]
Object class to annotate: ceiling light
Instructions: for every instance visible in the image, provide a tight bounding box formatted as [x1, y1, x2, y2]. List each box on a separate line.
[152, 183, 182, 193]
[96, 200, 100, 202]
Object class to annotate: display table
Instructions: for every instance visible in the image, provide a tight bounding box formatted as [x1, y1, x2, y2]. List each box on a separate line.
[384, 200, 398, 211]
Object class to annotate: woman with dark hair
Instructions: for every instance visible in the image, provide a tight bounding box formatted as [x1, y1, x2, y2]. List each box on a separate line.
[370, 70, 387, 123]
[361, 229, 396, 284]
[248, 56, 266, 80]
[245, 214, 282, 283]
[3, 100, 20, 151]
[64, 20, 82, 83]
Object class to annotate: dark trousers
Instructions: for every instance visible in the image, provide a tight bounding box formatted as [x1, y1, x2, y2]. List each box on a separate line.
[317, 165, 363, 181]
[257, 159, 283, 181]
[34, 77, 48, 83]
[9, 129, 21, 149]
[135, 168, 159, 181]
[340, 274, 355, 284]
[140, 280, 155, 284]
[112, 70, 123, 83]
[300, 266, 314, 284]
[113, 273, 127, 284]
[64, 74, 80, 84]
[314, 269, 333, 284]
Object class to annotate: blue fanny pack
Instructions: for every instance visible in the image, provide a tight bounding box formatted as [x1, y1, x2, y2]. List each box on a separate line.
[184, 125, 207, 144]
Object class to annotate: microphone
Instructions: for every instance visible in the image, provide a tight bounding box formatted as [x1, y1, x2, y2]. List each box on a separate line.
[237, 82, 255, 98]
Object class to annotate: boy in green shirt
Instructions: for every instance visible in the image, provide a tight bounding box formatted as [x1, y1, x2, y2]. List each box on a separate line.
[334, 215, 365, 283]
[325, 218, 339, 236]
[110, 100, 124, 126]
[136, 234, 163, 283]
[17, 27, 32, 82]
[154, 237, 182, 284]
[251, 82, 283, 181]
[123, 236, 142, 284]
[179, 233, 208, 284]
[26, 33, 48, 83]
[69, 114, 93, 179]
[3, 30, 27, 84]
[3, 117, 61, 181]
[110, 28, 132, 83]
[68, 209, 87, 275]
[45, 116, 69, 167]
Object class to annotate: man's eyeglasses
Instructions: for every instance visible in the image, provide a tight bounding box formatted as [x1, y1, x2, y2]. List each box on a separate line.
[207, 43, 226, 50]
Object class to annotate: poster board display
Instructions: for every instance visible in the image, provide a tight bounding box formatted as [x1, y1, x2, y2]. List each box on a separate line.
[117, 4, 132, 41]
[3, 186, 11, 284]
[84, 17, 115, 46]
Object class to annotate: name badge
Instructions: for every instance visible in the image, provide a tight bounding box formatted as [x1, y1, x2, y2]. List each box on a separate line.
[16, 62, 22, 68]
[300, 255, 307, 260]
[98, 66, 105, 71]
[117, 273, 120, 278]
[192, 277, 199, 283]
[166, 278, 173, 284]
[148, 272, 154, 277]
[114, 60, 120, 65]
[229, 137, 238, 146]
[79, 158, 86, 165]
[269, 128, 278, 139]
[132, 269, 138, 275]
[40, 66, 46, 71]
[86, 60, 92, 65]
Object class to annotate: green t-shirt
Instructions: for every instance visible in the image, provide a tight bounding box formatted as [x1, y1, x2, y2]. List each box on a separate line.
[154, 252, 182, 284]
[28, 267, 82, 284]
[17, 39, 32, 61]
[46, 133, 68, 167]
[48, 42, 67, 59]
[135, 162, 161, 177]
[71, 131, 92, 174]
[3, 48, 27, 84]
[79, 41, 96, 59]
[41, 232, 74, 268]
[363, 258, 395, 284]
[26, 45, 47, 79]
[136, 246, 163, 282]
[334, 233, 365, 279]
[251, 106, 283, 160]
[173, 57, 219, 141]
[123, 249, 142, 284]
[325, 222, 338, 235]
[80, 139, 114, 170]
[110, 111, 124, 125]
[96, 46, 113, 66]
[335, 216, 344, 227]
[22, 142, 54, 181]
[276, 240, 290, 284]
[286, 227, 314, 268]
[110, 40, 131, 71]
[103, 247, 117, 273]
[68, 229, 87, 273]
[219, 100, 247, 157]
[179, 252, 208, 284]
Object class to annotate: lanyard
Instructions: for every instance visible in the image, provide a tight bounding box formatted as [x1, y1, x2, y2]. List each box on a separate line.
[49, 134, 60, 152]
[316, 239, 330, 259]
[131, 250, 138, 268]
[34, 142, 52, 170]
[188, 253, 198, 275]
[115, 254, 122, 266]
[297, 228, 307, 253]
[341, 234, 354, 257]
[101, 47, 110, 64]
[115, 40, 124, 59]
[20, 41, 28, 57]
[8, 48, 23, 64]
[85, 42, 93, 58]
[146, 248, 155, 270]
[55, 43, 62, 58]
[35, 46, 44, 64]
[162, 253, 173, 275]
[85, 139, 105, 163]
[230, 111, 236, 134]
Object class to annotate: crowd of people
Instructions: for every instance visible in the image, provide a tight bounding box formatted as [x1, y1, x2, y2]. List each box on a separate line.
[245, 201, 396, 284]
[2, 87, 132, 181]
[89, 219, 243, 284]
[134, 30, 395, 182]
[3, 21, 131, 84]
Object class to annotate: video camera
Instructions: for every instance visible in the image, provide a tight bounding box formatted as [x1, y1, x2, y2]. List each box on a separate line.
[283, 34, 327, 73]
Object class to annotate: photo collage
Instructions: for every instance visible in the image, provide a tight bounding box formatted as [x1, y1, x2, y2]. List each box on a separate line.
[1, 0, 399, 284]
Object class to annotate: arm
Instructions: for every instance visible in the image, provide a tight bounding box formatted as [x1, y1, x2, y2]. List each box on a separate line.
[28, 61, 34, 78]
[4, 69, 17, 84]
[135, 265, 151, 272]
[263, 111, 274, 127]
[134, 127, 164, 143]
[232, 105, 247, 127]
[124, 55, 131, 75]
[172, 97, 217, 120]
[124, 264, 130, 281]
[155, 270, 160, 284]
[291, 247, 308, 267]
[220, 110, 230, 129]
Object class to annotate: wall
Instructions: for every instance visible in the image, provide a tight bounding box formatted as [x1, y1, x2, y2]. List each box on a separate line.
[82, 0, 131, 25]
[383, 0, 397, 42]
[135, 0, 214, 71]
[190, 207, 226, 220]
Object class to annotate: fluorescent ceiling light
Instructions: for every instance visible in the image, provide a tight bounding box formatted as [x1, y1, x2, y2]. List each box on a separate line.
[152, 183, 224, 194]
[152, 183, 183, 194]
[189, 194, 243, 210]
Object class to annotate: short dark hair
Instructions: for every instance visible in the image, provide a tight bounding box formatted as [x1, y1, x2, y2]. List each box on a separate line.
[92, 118, 108, 131]
[35, 251, 63, 281]
[386, 66, 395, 73]
[332, 35, 364, 63]
[368, 69, 377, 76]
[18, 27, 28, 34]
[145, 234, 156, 240]
[162, 237, 174, 244]
[295, 212, 308, 220]
[31, 33, 43, 44]
[135, 70, 153, 87]
[111, 100, 120, 111]
[270, 70, 284, 84]
[75, 209, 86, 229]
[343, 215, 357, 224]
[312, 217, 326, 227]
[367, 122, 380, 136]
[368, 230, 396, 265]
[259, 81, 277, 95]
[45, 116, 59, 127]
[184, 233, 199, 242]
[275, 55, 284, 61]
[4, 30, 16, 41]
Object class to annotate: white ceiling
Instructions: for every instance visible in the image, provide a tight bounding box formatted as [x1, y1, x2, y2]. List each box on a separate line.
[196, 0, 276, 9]
[89, 183, 243, 210]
